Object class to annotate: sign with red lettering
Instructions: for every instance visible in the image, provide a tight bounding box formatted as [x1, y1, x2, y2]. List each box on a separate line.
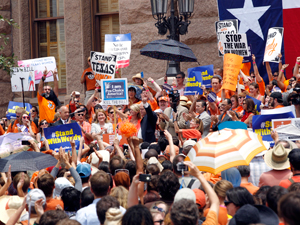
[263, 27, 284, 63]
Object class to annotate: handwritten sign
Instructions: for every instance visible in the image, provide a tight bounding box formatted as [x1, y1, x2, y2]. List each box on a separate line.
[105, 33, 131, 68]
[263, 27, 284, 63]
[222, 53, 243, 91]
[219, 34, 250, 57]
[215, 19, 238, 57]
[10, 67, 36, 92]
[90, 51, 117, 85]
[101, 78, 128, 105]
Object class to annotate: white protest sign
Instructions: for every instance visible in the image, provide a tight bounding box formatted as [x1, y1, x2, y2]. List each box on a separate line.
[215, 19, 238, 57]
[219, 34, 250, 57]
[263, 27, 284, 63]
[101, 78, 128, 105]
[105, 33, 131, 68]
[90, 51, 117, 86]
[10, 67, 35, 92]
[18, 57, 57, 84]
[272, 118, 300, 141]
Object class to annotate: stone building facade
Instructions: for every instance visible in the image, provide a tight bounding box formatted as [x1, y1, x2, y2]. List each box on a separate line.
[0, 0, 222, 116]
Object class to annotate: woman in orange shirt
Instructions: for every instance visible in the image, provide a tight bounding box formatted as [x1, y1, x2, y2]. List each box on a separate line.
[18, 113, 37, 137]
[231, 95, 243, 114]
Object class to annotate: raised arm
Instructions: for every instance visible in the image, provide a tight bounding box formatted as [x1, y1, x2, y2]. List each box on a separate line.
[293, 57, 300, 77]
[277, 64, 288, 90]
[148, 77, 162, 93]
[265, 62, 273, 84]
[53, 68, 59, 97]
[164, 130, 176, 163]
[252, 54, 262, 83]
[38, 67, 47, 94]
[189, 93, 198, 114]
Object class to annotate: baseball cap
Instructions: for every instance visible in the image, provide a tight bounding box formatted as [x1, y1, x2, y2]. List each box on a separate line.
[159, 96, 169, 102]
[270, 92, 283, 102]
[26, 189, 46, 208]
[193, 189, 206, 209]
[76, 163, 91, 178]
[182, 139, 197, 148]
[53, 177, 73, 197]
[174, 188, 196, 203]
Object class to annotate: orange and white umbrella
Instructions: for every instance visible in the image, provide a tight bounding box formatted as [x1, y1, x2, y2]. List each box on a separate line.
[185, 128, 267, 174]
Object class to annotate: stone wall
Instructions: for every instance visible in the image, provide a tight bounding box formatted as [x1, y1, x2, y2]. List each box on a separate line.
[119, 0, 222, 81]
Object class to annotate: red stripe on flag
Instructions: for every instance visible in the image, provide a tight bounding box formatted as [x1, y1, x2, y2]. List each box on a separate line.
[283, 8, 300, 78]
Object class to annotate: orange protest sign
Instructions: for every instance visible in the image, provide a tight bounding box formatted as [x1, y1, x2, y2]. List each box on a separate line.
[222, 53, 243, 91]
[102, 134, 128, 146]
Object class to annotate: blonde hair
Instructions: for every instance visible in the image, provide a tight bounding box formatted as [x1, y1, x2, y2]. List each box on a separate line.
[130, 104, 141, 119]
[53, 112, 61, 122]
[193, 118, 204, 135]
[94, 109, 108, 123]
[110, 186, 129, 209]
[214, 180, 234, 199]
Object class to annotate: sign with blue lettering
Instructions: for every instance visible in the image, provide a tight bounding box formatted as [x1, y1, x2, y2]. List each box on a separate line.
[252, 111, 295, 147]
[6, 101, 32, 120]
[44, 123, 82, 151]
[101, 78, 128, 105]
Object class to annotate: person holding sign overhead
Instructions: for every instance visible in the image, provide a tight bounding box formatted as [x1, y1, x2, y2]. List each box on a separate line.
[81, 56, 96, 105]
[37, 67, 61, 123]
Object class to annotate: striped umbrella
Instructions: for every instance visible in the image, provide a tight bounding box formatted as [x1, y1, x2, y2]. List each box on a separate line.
[185, 128, 267, 174]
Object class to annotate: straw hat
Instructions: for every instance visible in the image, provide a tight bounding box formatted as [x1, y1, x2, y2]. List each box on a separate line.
[264, 143, 291, 170]
[0, 195, 26, 224]
[132, 73, 144, 83]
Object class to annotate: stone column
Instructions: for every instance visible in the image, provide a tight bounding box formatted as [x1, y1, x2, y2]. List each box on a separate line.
[64, 0, 92, 99]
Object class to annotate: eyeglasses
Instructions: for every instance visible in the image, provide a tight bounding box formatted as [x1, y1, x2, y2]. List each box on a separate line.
[22, 116, 30, 119]
[224, 200, 233, 206]
[115, 169, 129, 175]
[76, 113, 84, 117]
[41, 122, 48, 125]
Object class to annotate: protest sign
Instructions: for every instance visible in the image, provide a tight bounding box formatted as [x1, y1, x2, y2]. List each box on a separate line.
[215, 19, 238, 57]
[261, 105, 296, 117]
[263, 27, 284, 63]
[222, 53, 243, 91]
[10, 67, 36, 92]
[103, 134, 128, 146]
[272, 118, 300, 141]
[184, 67, 203, 96]
[105, 33, 131, 68]
[44, 123, 82, 151]
[17, 57, 57, 84]
[219, 34, 250, 57]
[6, 101, 32, 120]
[101, 78, 128, 105]
[90, 51, 117, 85]
[242, 45, 252, 63]
[252, 111, 295, 146]
[246, 95, 261, 114]
[207, 92, 217, 103]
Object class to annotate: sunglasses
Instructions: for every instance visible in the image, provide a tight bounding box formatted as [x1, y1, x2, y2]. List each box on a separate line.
[92, 99, 98, 102]
[251, 76, 255, 79]
[3, 119, 7, 121]
[41, 122, 48, 125]
[109, 111, 114, 114]
[154, 220, 164, 225]
[74, 100, 79, 103]
[16, 115, 20, 118]
[238, 97, 244, 99]
[273, 75, 278, 77]
[224, 200, 233, 206]
[31, 110, 36, 112]
[22, 116, 30, 119]
[76, 113, 84, 117]
[44, 88, 51, 91]
[176, 76, 182, 79]
[152, 206, 165, 213]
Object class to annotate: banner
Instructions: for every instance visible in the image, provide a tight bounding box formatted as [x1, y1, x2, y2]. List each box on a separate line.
[10, 67, 35, 92]
[17, 57, 57, 84]
[105, 33, 131, 68]
[252, 111, 295, 146]
[90, 51, 117, 85]
[222, 53, 243, 91]
[44, 123, 82, 151]
[245, 95, 261, 114]
[215, 19, 238, 57]
[219, 34, 250, 57]
[272, 118, 300, 141]
[6, 101, 32, 120]
[101, 78, 128, 105]
[263, 27, 284, 63]
[261, 105, 296, 117]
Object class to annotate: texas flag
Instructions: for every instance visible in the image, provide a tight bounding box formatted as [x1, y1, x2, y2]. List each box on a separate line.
[217, 0, 300, 82]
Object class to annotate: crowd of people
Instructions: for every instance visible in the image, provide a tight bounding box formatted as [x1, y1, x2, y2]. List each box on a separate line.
[0, 53, 300, 225]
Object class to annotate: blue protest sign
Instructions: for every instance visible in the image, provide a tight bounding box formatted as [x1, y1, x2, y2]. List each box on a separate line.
[101, 78, 128, 105]
[207, 92, 217, 103]
[44, 123, 82, 151]
[6, 101, 32, 120]
[246, 95, 261, 114]
[184, 69, 203, 96]
[252, 112, 295, 146]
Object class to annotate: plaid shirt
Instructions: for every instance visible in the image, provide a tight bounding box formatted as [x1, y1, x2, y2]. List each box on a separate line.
[249, 155, 272, 187]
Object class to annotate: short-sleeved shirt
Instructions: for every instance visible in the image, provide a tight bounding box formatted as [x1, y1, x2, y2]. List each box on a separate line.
[182, 129, 202, 141]
[279, 175, 300, 189]
[203, 210, 218, 225]
[45, 198, 64, 211]
[240, 182, 259, 195]
[37, 92, 56, 123]
[81, 68, 96, 91]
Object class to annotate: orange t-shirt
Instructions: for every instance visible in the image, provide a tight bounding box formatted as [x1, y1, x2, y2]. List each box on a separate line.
[204, 206, 227, 225]
[275, 105, 284, 109]
[81, 67, 96, 91]
[37, 92, 56, 123]
[279, 176, 300, 189]
[182, 129, 201, 141]
[240, 182, 259, 195]
[257, 80, 265, 96]
[232, 105, 243, 113]
[45, 198, 64, 211]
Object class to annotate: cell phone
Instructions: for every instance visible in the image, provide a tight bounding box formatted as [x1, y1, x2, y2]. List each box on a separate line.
[176, 162, 188, 172]
[192, 138, 197, 142]
[123, 144, 128, 150]
[139, 174, 151, 182]
[21, 140, 30, 145]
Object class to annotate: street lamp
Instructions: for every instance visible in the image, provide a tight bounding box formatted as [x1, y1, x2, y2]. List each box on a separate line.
[150, 0, 195, 76]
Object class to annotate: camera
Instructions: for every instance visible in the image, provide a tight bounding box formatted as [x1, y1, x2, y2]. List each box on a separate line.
[169, 90, 180, 113]
[176, 162, 188, 172]
[139, 174, 151, 182]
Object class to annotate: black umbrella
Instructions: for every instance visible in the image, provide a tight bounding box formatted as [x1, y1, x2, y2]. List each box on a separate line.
[0, 151, 58, 172]
[140, 39, 198, 62]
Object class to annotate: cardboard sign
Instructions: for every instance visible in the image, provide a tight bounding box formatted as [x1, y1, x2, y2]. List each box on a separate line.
[105, 33, 131, 68]
[90, 51, 117, 85]
[44, 123, 82, 151]
[6, 101, 32, 120]
[272, 118, 300, 141]
[263, 27, 284, 63]
[101, 78, 128, 105]
[245, 95, 261, 114]
[103, 134, 128, 146]
[17, 57, 57, 84]
[215, 19, 238, 57]
[219, 34, 250, 57]
[10, 67, 36, 92]
[222, 53, 243, 91]
[252, 111, 295, 147]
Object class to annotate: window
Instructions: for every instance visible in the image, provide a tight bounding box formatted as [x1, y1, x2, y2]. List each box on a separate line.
[30, 0, 66, 89]
[92, 0, 120, 51]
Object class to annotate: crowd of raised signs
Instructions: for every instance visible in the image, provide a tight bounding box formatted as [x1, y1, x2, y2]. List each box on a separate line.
[0, 53, 300, 225]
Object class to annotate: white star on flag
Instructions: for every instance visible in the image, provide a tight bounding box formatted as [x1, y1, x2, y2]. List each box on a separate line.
[115, 36, 121, 41]
[227, 0, 270, 40]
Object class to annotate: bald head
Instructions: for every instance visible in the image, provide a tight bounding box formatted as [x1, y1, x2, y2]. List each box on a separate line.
[60, 106, 69, 120]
